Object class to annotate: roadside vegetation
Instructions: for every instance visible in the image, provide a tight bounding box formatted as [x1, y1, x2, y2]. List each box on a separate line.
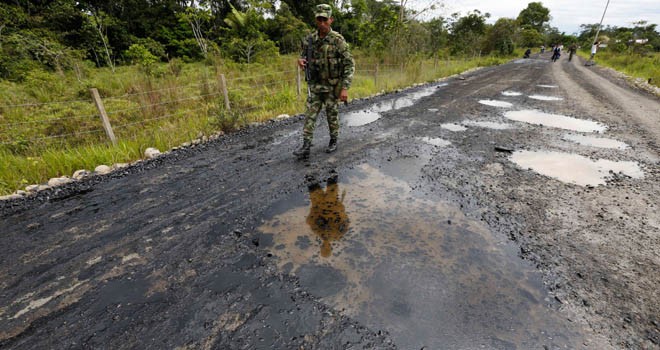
[0, 1, 658, 195]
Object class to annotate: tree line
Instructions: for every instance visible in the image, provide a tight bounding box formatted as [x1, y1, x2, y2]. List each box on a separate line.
[1, 1, 658, 81]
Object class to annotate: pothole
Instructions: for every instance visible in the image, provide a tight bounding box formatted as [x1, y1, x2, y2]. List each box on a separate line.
[528, 95, 563, 101]
[501, 91, 523, 96]
[510, 150, 643, 186]
[441, 123, 468, 132]
[478, 100, 513, 108]
[257, 164, 591, 349]
[563, 134, 629, 149]
[344, 85, 446, 127]
[504, 110, 607, 133]
[418, 137, 451, 147]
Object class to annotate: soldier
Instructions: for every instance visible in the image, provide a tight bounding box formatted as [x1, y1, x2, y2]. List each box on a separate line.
[293, 4, 355, 160]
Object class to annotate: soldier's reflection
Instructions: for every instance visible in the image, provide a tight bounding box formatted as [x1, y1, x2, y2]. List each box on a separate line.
[305, 176, 349, 257]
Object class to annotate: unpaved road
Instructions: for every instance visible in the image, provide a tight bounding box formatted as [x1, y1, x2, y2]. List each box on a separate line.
[1, 54, 659, 349]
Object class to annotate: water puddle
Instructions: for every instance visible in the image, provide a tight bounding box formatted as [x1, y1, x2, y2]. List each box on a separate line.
[478, 100, 513, 108]
[419, 137, 451, 147]
[529, 95, 563, 101]
[344, 85, 445, 127]
[537, 84, 558, 88]
[428, 108, 439, 112]
[510, 150, 644, 186]
[257, 164, 591, 349]
[501, 91, 522, 96]
[441, 123, 468, 132]
[463, 120, 514, 130]
[563, 134, 629, 149]
[504, 110, 607, 133]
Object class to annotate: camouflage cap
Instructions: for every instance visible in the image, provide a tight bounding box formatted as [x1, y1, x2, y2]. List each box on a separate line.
[315, 4, 332, 19]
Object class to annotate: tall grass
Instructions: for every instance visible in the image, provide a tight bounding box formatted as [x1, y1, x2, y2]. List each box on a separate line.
[0, 53, 515, 195]
[582, 50, 660, 88]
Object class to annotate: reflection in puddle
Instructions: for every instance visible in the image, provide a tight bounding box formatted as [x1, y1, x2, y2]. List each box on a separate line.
[502, 91, 523, 96]
[463, 120, 514, 130]
[419, 137, 451, 147]
[478, 100, 513, 108]
[344, 84, 446, 127]
[537, 84, 558, 88]
[563, 134, 629, 149]
[258, 164, 592, 349]
[306, 177, 349, 257]
[505, 110, 607, 133]
[510, 150, 644, 186]
[529, 95, 563, 101]
[441, 123, 468, 132]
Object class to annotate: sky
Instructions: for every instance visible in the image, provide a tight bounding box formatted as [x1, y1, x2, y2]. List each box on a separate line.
[416, 0, 660, 34]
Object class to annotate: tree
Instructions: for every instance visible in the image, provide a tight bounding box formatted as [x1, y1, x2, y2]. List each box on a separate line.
[449, 10, 489, 56]
[484, 18, 517, 55]
[517, 2, 550, 32]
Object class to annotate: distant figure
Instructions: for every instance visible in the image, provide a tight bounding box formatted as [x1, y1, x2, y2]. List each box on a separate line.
[551, 45, 561, 62]
[586, 41, 599, 66]
[568, 43, 577, 61]
[541, 45, 546, 54]
[523, 48, 531, 58]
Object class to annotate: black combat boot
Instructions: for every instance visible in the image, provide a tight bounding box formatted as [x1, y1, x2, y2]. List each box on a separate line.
[325, 137, 337, 153]
[293, 140, 311, 160]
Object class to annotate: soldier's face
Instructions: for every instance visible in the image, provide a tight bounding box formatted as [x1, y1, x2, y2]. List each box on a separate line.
[315, 16, 333, 33]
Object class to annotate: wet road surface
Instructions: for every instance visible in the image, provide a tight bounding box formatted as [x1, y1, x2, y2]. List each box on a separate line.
[2, 54, 659, 349]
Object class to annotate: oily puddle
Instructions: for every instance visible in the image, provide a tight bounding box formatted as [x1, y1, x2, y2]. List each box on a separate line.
[257, 163, 591, 349]
[505, 110, 607, 133]
[343, 84, 447, 126]
[510, 150, 643, 186]
[562, 133, 629, 149]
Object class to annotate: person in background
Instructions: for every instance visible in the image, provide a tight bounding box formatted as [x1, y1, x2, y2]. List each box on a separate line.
[586, 41, 600, 66]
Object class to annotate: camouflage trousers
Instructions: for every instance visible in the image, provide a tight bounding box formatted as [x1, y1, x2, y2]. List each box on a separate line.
[302, 91, 340, 143]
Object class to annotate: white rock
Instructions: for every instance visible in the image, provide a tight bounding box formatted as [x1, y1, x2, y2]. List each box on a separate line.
[48, 177, 73, 187]
[25, 185, 40, 192]
[37, 185, 50, 191]
[144, 147, 161, 159]
[14, 190, 26, 196]
[182, 142, 191, 147]
[72, 169, 90, 180]
[202, 136, 208, 142]
[113, 163, 129, 169]
[276, 114, 290, 120]
[192, 139, 201, 145]
[0, 194, 21, 201]
[95, 165, 112, 175]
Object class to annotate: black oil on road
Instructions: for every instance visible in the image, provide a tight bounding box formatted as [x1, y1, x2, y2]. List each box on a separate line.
[257, 163, 589, 349]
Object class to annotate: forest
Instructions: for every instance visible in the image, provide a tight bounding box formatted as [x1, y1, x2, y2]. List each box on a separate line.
[1, 0, 658, 81]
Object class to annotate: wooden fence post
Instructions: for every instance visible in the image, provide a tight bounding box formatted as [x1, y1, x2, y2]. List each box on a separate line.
[296, 65, 301, 99]
[90, 88, 117, 145]
[219, 74, 231, 111]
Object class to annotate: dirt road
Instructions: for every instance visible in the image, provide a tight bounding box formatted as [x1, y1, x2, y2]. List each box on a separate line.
[1, 53, 658, 349]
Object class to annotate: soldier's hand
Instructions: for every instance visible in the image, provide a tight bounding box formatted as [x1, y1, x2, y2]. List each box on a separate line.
[298, 58, 307, 68]
[339, 88, 348, 102]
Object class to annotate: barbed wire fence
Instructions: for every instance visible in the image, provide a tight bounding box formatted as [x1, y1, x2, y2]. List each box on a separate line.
[0, 62, 428, 152]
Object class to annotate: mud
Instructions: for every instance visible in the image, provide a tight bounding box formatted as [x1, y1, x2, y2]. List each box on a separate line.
[1, 53, 659, 349]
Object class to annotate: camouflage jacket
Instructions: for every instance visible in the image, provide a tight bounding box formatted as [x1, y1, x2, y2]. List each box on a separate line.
[301, 29, 355, 93]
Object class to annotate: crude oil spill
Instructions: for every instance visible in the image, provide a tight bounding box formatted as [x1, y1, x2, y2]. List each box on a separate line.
[501, 91, 523, 96]
[419, 137, 451, 147]
[258, 164, 592, 349]
[344, 85, 445, 127]
[478, 100, 513, 108]
[529, 95, 563, 101]
[563, 134, 629, 149]
[441, 123, 468, 132]
[510, 150, 644, 186]
[463, 120, 514, 130]
[505, 110, 607, 133]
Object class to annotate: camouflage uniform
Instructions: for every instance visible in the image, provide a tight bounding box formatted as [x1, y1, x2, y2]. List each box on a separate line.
[300, 11, 354, 145]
